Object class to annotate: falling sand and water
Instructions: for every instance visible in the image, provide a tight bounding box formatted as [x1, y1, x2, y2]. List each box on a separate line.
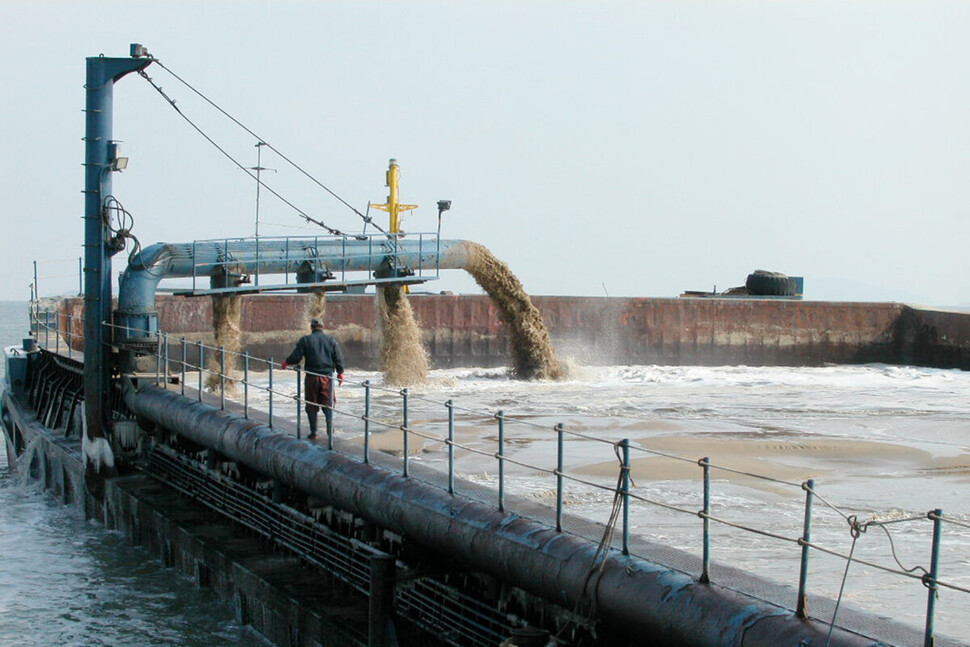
[379, 241, 566, 385]
[206, 241, 566, 388]
[205, 294, 242, 392]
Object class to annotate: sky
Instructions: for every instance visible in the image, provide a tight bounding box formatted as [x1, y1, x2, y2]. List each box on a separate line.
[2, 1, 969, 306]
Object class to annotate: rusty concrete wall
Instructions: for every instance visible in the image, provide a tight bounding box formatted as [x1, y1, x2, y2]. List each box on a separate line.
[59, 295, 970, 371]
[895, 306, 970, 369]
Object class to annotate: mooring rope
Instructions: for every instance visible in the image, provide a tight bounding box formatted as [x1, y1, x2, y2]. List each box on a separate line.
[806, 484, 931, 578]
[824, 515, 863, 647]
[551, 442, 630, 644]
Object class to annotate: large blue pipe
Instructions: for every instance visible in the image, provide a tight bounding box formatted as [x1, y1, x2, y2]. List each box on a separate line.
[115, 237, 475, 341]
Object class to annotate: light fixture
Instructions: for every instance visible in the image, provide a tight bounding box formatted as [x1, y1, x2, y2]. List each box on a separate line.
[436, 200, 451, 240]
[107, 141, 128, 172]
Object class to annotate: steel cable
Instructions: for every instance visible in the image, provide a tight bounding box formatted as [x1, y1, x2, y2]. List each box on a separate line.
[137, 68, 345, 236]
[147, 58, 385, 235]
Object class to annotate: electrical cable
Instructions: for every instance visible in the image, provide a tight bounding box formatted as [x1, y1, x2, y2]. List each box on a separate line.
[102, 195, 157, 275]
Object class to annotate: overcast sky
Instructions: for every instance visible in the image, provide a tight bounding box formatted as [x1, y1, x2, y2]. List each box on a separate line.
[3, 1, 969, 305]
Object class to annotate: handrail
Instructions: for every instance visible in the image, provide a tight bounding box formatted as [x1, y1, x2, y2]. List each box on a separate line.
[159, 232, 445, 294]
[24, 304, 970, 644]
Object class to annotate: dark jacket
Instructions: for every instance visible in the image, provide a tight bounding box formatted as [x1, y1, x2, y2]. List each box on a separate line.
[285, 330, 345, 376]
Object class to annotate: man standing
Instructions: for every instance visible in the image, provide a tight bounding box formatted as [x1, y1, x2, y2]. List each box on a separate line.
[281, 318, 345, 440]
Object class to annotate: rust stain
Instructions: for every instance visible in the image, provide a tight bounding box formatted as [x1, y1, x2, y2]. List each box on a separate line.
[59, 296, 970, 371]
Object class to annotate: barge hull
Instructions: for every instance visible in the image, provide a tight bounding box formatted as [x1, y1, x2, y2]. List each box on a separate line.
[60, 295, 970, 370]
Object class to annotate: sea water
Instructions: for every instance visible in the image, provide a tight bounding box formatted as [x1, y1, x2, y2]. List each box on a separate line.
[3, 300, 969, 643]
[256, 361, 970, 641]
[0, 302, 266, 647]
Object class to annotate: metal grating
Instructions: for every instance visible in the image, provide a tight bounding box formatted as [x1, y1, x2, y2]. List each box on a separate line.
[145, 447, 519, 647]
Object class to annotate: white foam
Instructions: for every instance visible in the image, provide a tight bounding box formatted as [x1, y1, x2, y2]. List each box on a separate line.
[80, 403, 115, 472]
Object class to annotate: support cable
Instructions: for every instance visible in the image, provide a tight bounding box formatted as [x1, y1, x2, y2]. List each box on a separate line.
[137, 68, 346, 236]
[147, 58, 386, 235]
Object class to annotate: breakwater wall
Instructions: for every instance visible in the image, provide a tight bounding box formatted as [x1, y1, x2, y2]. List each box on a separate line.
[60, 295, 970, 370]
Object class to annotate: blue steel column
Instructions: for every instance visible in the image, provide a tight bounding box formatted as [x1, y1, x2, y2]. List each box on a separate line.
[83, 53, 151, 456]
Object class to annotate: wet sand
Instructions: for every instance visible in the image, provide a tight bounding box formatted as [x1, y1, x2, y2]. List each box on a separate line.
[573, 434, 970, 494]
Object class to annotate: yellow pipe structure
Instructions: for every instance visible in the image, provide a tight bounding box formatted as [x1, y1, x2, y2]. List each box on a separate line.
[370, 158, 418, 234]
[370, 158, 419, 292]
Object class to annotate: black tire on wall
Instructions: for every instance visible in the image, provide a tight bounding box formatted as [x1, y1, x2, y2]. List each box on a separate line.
[745, 270, 796, 296]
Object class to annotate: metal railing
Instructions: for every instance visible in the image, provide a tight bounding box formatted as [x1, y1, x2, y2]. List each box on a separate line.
[180, 232, 442, 294]
[26, 306, 970, 646]
[148, 446, 518, 647]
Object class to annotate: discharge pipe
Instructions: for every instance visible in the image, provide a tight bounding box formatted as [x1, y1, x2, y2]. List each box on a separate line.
[114, 237, 474, 343]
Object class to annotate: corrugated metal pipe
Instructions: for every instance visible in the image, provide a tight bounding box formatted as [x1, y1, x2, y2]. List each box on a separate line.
[129, 383, 885, 647]
[114, 238, 474, 341]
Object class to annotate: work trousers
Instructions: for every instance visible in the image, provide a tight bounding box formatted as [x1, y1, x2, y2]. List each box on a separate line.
[305, 375, 335, 434]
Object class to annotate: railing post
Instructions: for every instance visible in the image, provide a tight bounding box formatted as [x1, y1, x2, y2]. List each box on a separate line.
[556, 423, 564, 532]
[243, 351, 250, 419]
[363, 380, 371, 463]
[223, 239, 229, 293]
[796, 479, 815, 619]
[197, 341, 204, 400]
[341, 235, 347, 279]
[67, 313, 72, 360]
[447, 400, 455, 495]
[180, 337, 186, 396]
[621, 438, 630, 556]
[296, 367, 302, 440]
[402, 388, 409, 477]
[497, 410, 505, 512]
[155, 330, 161, 385]
[925, 509, 943, 647]
[327, 371, 334, 450]
[219, 345, 226, 409]
[55, 311, 60, 354]
[162, 332, 170, 389]
[268, 357, 274, 429]
[700, 457, 711, 584]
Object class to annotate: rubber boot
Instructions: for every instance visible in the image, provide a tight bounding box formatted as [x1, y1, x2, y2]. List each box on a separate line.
[307, 409, 318, 439]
